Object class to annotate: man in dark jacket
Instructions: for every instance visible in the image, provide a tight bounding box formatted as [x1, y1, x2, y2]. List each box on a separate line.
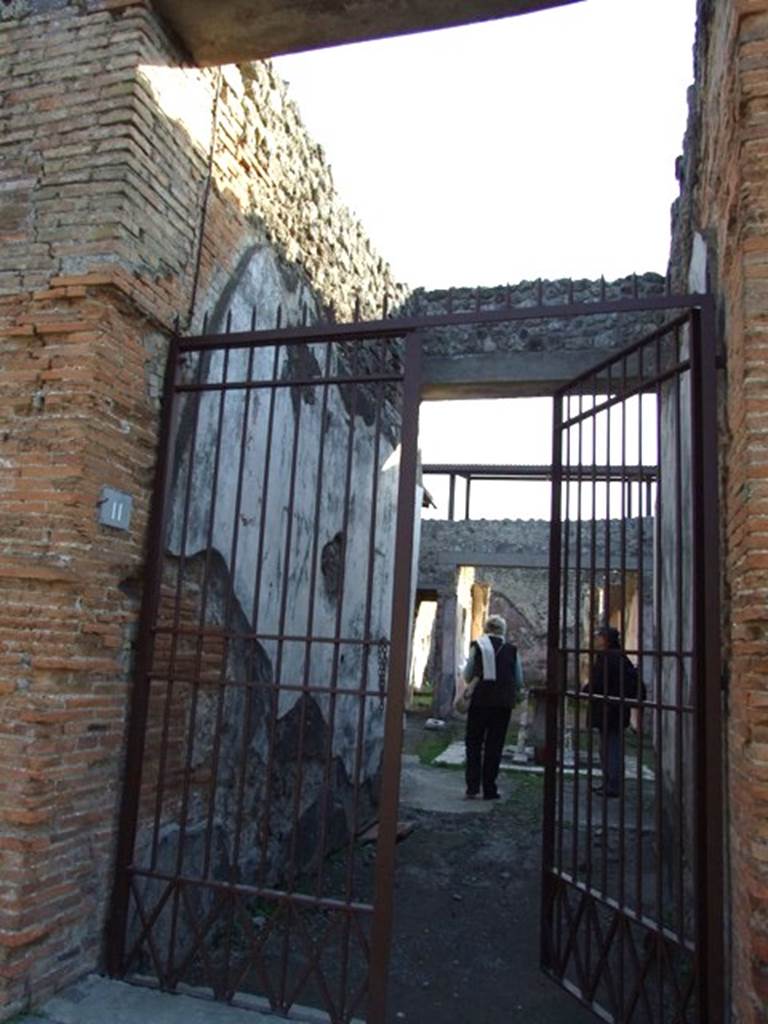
[461, 615, 524, 800]
[587, 625, 639, 798]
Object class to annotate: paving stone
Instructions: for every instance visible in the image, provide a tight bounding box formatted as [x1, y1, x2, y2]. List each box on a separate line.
[40, 974, 362, 1024]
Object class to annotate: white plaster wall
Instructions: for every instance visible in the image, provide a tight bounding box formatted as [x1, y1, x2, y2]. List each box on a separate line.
[166, 247, 403, 779]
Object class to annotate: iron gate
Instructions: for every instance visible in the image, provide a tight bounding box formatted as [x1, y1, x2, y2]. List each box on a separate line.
[541, 301, 724, 1022]
[108, 286, 725, 1023]
[107, 317, 421, 1024]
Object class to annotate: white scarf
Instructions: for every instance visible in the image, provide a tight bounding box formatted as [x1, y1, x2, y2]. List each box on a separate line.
[476, 634, 497, 681]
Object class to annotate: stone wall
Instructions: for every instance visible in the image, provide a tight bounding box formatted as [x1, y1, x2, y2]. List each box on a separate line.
[0, 0, 406, 326]
[669, 2, 768, 1019]
[480, 566, 549, 684]
[408, 274, 677, 398]
[419, 517, 653, 573]
[0, 0, 406, 1014]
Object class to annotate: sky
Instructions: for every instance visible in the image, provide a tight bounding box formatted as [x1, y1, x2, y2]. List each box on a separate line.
[273, 0, 698, 518]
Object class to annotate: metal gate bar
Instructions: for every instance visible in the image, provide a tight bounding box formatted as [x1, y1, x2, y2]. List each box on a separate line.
[689, 308, 724, 1021]
[542, 297, 723, 1022]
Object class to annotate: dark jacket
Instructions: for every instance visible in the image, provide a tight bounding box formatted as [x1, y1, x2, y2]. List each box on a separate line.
[466, 636, 520, 710]
[587, 649, 639, 731]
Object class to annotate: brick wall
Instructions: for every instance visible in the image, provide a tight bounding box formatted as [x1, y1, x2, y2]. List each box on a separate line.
[0, 1, 404, 326]
[0, 288, 163, 1015]
[0, 0, 404, 1014]
[673, 1, 768, 1019]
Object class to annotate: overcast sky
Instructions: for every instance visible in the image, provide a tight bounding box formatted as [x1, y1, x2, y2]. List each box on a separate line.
[273, 0, 698, 517]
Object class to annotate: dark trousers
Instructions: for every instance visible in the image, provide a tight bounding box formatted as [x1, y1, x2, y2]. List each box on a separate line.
[600, 724, 623, 795]
[465, 705, 512, 797]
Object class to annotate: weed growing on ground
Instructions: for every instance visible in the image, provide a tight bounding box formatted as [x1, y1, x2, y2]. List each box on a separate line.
[415, 726, 457, 766]
[492, 773, 544, 826]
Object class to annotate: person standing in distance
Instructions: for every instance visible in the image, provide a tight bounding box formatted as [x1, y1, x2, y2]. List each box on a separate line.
[462, 614, 524, 800]
[587, 625, 639, 798]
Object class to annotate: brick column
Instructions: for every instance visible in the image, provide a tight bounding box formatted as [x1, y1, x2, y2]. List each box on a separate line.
[684, 2, 768, 1019]
[0, 278, 165, 1013]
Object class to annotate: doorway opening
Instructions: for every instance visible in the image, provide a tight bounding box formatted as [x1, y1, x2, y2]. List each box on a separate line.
[107, 291, 721, 1024]
[394, 402, 588, 1023]
[392, 296, 721, 1023]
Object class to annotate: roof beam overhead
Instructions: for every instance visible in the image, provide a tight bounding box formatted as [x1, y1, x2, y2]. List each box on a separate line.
[151, 0, 583, 65]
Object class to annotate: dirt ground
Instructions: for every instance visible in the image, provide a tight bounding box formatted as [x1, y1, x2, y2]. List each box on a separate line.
[386, 713, 595, 1024]
[90, 710, 596, 1024]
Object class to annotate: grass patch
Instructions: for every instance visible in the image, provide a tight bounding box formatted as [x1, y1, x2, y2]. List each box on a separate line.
[494, 772, 544, 824]
[415, 727, 456, 766]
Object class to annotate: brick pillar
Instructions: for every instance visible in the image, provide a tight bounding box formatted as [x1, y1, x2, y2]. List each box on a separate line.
[0, 278, 166, 1013]
[685, 3, 768, 1019]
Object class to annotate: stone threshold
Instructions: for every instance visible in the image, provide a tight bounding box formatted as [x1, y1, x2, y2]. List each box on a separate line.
[24, 974, 362, 1024]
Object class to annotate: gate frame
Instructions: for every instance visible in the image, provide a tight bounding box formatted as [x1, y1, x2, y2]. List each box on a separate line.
[368, 335, 422, 1022]
[540, 294, 724, 1022]
[106, 290, 724, 1022]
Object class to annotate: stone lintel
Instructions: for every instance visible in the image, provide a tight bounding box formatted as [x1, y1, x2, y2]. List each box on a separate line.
[421, 345, 661, 397]
[421, 350, 613, 399]
[152, 0, 582, 65]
